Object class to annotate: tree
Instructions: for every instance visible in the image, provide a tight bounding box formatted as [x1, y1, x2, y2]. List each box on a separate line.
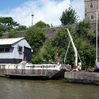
[16, 25, 27, 31]
[0, 17, 19, 30]
[80, 44, 95, 69]
[60, 7, 77, 25]
[34, 21, 50, 28]
[43, 40, 56, 62]
[0, 32, 3, 38]
[0, 24, 5, 32]
[7, 30, 20, 38]
[53, 28, 75, 64]
[25, 27, 46, 53]
[51, 24, 95, 69]
[76, 20, 96, 45]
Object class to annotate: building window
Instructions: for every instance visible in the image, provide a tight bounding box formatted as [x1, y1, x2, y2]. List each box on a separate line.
[85, 13, 87, 17]
[0, 48, 4, 52]
[18, 46, 23, 54]
[91, 15, 94, 19]
[5, 48, 10, 52]
[90, 3, 93, 8]
[0, 48, 10, 53]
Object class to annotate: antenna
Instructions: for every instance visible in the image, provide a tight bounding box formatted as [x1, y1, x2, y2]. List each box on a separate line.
[31, 14, 34, 26]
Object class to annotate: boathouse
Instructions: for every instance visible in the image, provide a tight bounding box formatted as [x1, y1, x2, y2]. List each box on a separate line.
[0, 37, 33, 64]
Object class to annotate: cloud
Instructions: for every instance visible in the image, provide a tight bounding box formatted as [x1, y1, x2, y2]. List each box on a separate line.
[0, 0, 84, 26]
[0, 0, 70, 26]
[71, 0, 84, 21]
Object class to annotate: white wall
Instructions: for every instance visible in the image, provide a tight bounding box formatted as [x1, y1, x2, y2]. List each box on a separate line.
[0, 39, 32, 59]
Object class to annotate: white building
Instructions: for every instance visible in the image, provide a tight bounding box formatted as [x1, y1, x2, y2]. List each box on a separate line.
[0, 37, 33, 64]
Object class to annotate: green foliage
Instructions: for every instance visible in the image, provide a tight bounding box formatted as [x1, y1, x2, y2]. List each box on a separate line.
[49, 22, 96, 69]
[7, 30, 20, 38]
[32, 54, 44, 64]
[25, 26, 46, 53]
[80, 44, 95, 69]
[0, 17, 19, 29]
[60, 7, 77, 25]
[34, 21, 50, 28]
[28, 20, 96, 69]
[16, 25, 27, 31]
[31, 40, 56, 64]
[53, 28, 69, 48]
[0, 24, 6, 32]
[0, 17, 20, 33]
[53, 28, 75, 65]
[0, 32, 3, 38]
[43, 40, 56, 62]
[76, 20, 95, 45]
[76, 20, 90, 35]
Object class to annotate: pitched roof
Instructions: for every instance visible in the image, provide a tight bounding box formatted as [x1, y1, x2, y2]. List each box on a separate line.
[0, 37, 25, 45]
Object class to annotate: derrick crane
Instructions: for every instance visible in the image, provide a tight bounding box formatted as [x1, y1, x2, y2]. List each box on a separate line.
[65, 28, 81, 71]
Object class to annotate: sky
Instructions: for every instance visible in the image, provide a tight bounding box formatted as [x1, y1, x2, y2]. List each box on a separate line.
[0, 0, 84, 26]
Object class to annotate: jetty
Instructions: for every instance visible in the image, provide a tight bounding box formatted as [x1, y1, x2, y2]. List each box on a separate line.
[64, 71, 99, 85]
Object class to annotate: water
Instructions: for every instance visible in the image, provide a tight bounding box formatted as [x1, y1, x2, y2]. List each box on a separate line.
[0, 77, 99, 99]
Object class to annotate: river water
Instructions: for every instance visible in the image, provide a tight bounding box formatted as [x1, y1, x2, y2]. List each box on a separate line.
[0, 77, 99, 99]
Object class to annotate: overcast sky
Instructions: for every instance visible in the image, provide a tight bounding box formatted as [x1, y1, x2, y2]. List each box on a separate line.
[0, 0, 84, 26]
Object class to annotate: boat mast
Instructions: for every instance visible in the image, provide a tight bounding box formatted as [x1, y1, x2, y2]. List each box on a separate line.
[96, 10, 98, 62]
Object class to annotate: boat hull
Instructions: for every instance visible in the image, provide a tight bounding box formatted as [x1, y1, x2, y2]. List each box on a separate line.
[4, 69, 65, 80]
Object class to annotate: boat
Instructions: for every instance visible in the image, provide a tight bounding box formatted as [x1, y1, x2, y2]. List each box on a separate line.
[0, 61, 66, 79]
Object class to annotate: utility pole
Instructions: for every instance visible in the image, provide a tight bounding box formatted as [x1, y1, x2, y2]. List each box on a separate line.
[31, 14, 34, 26]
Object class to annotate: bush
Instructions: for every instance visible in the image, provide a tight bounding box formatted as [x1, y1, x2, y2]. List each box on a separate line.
[7, 30, 20, 38]
[80, 44, 95, 69]
[16, 25, 27, 31]
[43, 40, 56, 62]
[76, 20, 96, 45]
[0, 32, 3, 38]
[25, 26, 46, 54]
[34, 21, 50, 28]
[32, 55, 44, 64]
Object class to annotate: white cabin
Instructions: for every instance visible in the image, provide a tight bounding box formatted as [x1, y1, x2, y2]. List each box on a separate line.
[0, 37, 32, 64]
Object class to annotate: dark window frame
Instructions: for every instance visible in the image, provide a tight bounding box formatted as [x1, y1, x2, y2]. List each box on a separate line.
[5, 48, 10, 52]
[90, 3, 93, 8]
[91, 15, 94, 19]
[18, 46, 23, 54]
[0, 48, 10, 53]
[0, 48, 4, 53]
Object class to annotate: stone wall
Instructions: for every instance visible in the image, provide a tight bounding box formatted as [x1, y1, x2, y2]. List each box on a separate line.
[65, 71, 99, 85]
[85, 0, 99, 23]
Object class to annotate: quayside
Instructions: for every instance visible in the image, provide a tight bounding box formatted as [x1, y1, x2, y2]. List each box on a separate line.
[64, 28, 99, 85]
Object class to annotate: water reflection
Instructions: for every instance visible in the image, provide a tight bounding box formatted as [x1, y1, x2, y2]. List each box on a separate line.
[0, 77, 99, 99]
